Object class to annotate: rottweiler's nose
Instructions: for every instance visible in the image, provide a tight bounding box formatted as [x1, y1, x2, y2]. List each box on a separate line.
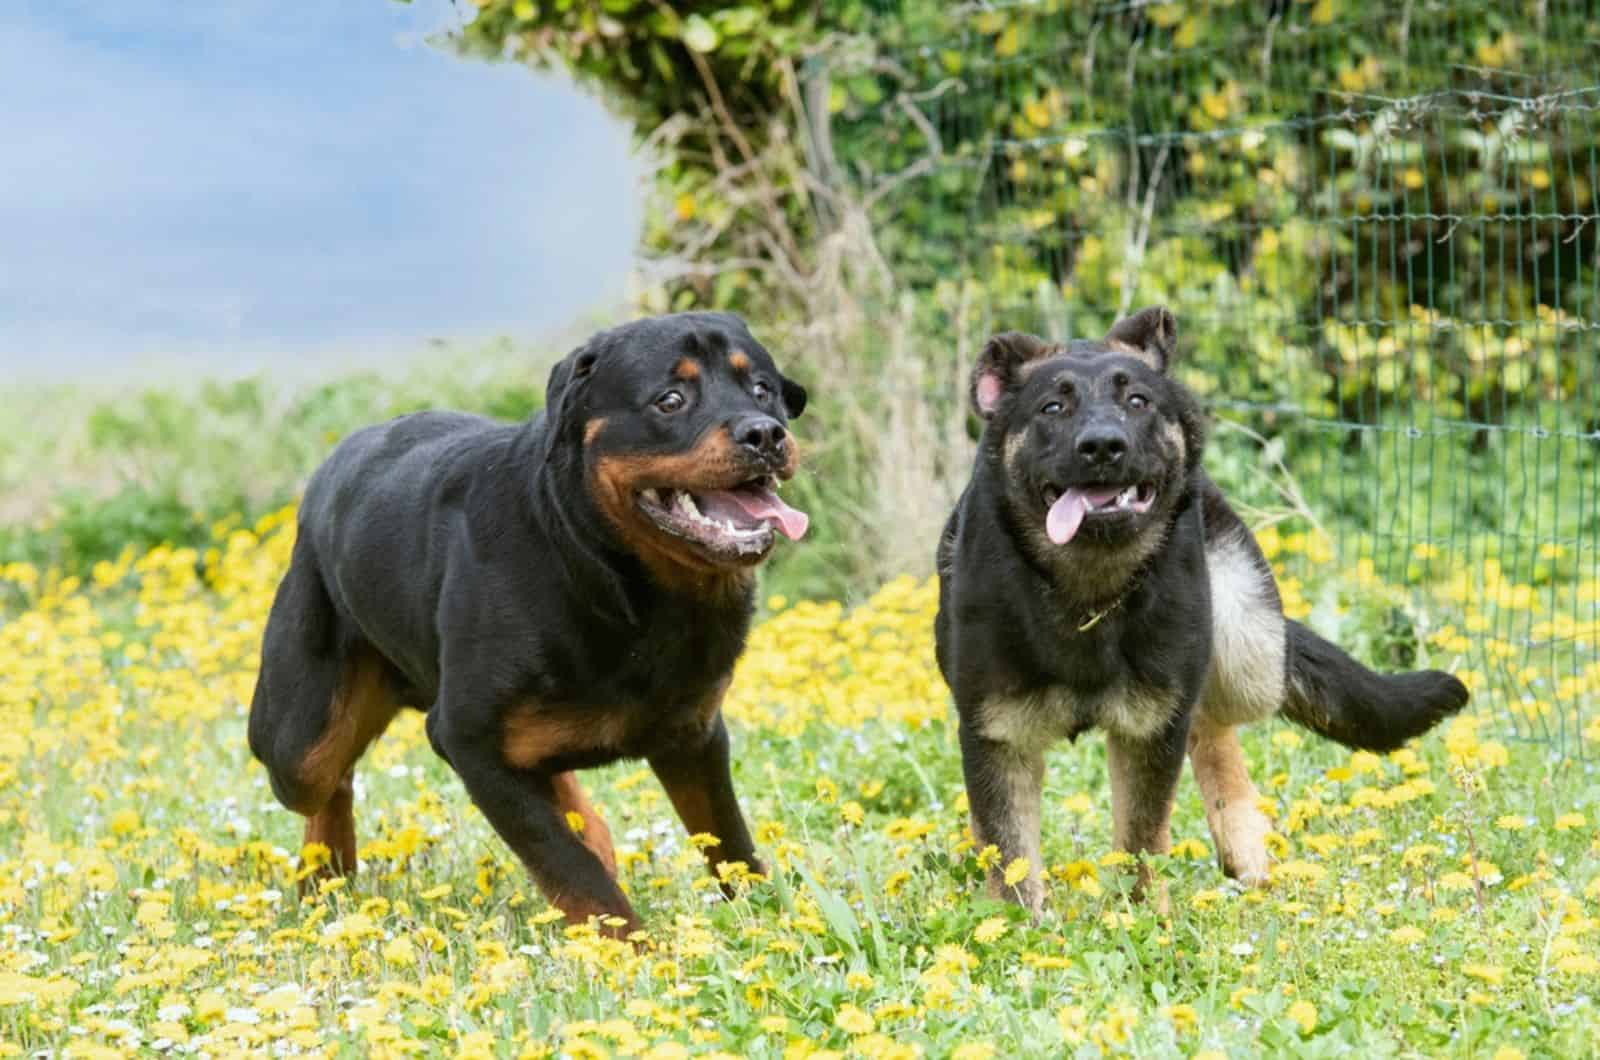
[1075, 424, 1128, 466]
[732, 415, 787, 459]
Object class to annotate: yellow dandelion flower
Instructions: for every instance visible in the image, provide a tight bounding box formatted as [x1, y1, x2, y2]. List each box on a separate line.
[1287, 999, 1317, 1034]
[834, 1003, 875, 1035]
[382, 936, 417, 968]
[1163, 1003, 1198, 1034]
[973, 917, 1008, 944]
[1554, 954, 1600, 975]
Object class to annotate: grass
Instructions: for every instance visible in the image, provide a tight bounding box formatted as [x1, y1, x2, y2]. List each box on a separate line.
[0, 342, 548, 580]
[1, 510, 1598, 1059]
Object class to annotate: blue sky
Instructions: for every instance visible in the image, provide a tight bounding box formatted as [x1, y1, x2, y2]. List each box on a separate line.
[0, 0, 640, 379]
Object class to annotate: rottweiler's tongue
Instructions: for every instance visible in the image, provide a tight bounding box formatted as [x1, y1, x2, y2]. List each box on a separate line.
[1045, 487, 1123, 545]
[697, 487, 810, 541]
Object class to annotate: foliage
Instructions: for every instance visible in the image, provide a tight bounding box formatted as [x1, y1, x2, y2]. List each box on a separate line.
[826, 1, 1598, 414]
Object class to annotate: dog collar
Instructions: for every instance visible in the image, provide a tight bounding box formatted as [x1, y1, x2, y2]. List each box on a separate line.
[1076, 593, 1125, 632]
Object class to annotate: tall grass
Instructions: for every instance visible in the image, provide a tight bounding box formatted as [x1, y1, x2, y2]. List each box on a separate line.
[0, 341, 544, 575]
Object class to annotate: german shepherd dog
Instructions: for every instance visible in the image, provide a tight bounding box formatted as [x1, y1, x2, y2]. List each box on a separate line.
[935, 307, 1468, 910]
[248, 312, 809, 937]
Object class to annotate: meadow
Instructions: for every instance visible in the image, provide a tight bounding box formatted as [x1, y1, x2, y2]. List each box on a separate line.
[2, 489, 1598, 1058]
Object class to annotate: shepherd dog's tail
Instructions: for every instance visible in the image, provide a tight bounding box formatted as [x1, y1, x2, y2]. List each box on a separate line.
[1281, 620, 1469, 752]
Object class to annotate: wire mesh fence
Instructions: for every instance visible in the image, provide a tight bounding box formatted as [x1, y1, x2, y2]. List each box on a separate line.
[829, 0, 1600, 750]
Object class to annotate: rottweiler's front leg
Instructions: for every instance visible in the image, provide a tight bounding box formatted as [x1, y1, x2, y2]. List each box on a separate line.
[649, 715, 764, 893]
[958, 723, 1046, 914]
[431, 710, 641, 938]
[1105, 712, 1192, 907]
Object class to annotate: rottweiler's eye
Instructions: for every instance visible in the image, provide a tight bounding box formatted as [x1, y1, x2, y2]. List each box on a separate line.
[1127, 394, 1149, 410]
[1041, 400, 1064, 415]
[752, 380, 772, 404]
[655, 390, 687, 414]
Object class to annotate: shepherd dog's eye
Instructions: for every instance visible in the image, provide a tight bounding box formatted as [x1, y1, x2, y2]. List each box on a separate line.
[752, 380, 772, 404]
[1127, 394, 1149, 410]
[655, 390, 687, 413]
[1041, 400, 1064, 415]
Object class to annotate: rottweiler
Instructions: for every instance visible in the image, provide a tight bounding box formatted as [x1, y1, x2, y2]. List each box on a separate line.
[248, 311, 809, 936]
[935, 306, 1468, 911]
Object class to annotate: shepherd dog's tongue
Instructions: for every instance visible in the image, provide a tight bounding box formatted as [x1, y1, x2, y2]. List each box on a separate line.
[1045, 487, 1123, 545]
[697, 486, 809, 540]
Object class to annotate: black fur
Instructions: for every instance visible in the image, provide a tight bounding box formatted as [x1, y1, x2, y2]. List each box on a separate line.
[248, 311, 807, 935]
[1284, 621, 1469, 751]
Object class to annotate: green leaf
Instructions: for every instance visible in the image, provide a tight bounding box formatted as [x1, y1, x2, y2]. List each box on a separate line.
[848, 76, 883, 106]
[793, 860, 861, 954]
[649, 41, 676, 82]
[683, 14, 720, 53]
[1321, 128, 1361, 152]
[716, 6, 761, 37]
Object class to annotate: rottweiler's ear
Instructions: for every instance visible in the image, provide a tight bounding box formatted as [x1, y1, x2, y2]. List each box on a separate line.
[543, 340, 601, 432]
[971, 331, 1054, 420]
[780, 377, 808, 419]
[1105, 306, 1177, 372]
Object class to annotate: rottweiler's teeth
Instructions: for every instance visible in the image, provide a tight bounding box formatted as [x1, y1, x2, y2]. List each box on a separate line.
[1118, 486, 1137, 507]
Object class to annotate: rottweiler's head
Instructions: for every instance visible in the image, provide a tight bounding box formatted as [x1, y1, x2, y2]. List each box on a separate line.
[970, 306, 1204, 551]
[545, 311, 809, 575]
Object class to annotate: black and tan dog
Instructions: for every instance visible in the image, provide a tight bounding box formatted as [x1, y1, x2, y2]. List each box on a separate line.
[935, 307, 1468, 911]
[248, 311, 808, 936]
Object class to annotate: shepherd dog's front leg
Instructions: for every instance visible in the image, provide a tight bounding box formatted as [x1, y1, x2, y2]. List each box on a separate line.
[1105, 711, 1192, 908]
[958, 722, 1047, 915]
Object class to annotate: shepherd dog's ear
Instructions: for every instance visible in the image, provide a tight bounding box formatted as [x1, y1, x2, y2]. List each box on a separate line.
[1104, 306, 1178, 373]
[970, 331, 1055, 420]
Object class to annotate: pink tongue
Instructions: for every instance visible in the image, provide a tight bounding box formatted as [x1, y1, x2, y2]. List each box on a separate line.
[1045, 487, 1121, 545]
[1045, 490, 1087, 545]
[701, 487, 810, 541]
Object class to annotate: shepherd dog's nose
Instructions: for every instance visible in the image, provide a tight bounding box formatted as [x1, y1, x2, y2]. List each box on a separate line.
[1075, 424, 1128, 466]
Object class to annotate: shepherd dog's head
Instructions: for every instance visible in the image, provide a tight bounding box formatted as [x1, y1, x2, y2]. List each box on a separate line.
[543, 311, 809, 578]
[970, 307, 1205, 559]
